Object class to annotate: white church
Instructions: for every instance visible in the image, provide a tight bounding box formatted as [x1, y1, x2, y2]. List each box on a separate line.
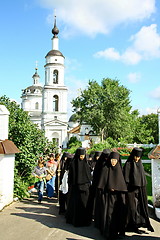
[21, 16, 100, 148]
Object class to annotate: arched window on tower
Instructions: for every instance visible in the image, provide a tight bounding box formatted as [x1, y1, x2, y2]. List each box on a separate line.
[35, 102, 39, 109]
[45, 70, 47, 82]
[53, 95, 58, 111]
[53, 70, 58, 84]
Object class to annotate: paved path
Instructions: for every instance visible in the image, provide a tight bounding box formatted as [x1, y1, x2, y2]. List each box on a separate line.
[0, 193, 160, 240]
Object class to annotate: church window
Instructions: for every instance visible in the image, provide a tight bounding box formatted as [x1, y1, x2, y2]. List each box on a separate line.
[53, 95, 58, 111]
[45, 70, 47, 81]
[53, 70, 58, 84]
[35, 102, 39, 109]
[34, 79, 38, 85]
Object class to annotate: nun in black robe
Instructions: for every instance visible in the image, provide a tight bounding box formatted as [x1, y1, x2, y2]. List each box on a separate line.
[123, 147, 154, 233]
[59, 152, 72, 214]
[87, 149, 110, 223]
[95, 151, 127, 239]
[90, 151, 102, 173]
[65, 147, 92, 227]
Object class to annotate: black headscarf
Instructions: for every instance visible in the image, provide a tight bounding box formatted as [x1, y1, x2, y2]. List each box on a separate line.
[60, 153, 73, 183]
[98, 151, 127, 192]
[88, 151, 102, 170]
[68, 147, 91, 186]
[123, 147, 147, 187]
[60, 152, 70, 173]
[93, 151, 102, 161]
[95, 149, 111, 168]
[92, 149, 111, 189]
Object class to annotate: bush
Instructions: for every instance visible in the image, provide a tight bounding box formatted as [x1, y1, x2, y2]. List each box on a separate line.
[14, 169, 31, 199]
[67, 136, 82, 148]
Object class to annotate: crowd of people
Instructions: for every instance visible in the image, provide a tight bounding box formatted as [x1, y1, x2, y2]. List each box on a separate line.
[31, 146, 154, 240]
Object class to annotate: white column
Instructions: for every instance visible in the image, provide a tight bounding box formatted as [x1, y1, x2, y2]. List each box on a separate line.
[52, 37, 59, 50]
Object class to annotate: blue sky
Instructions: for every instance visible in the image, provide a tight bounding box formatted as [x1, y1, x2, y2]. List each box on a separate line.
[1, 0, 160, 118]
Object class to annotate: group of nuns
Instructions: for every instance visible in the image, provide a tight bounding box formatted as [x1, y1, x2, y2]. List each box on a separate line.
[59, 147, 154, 240]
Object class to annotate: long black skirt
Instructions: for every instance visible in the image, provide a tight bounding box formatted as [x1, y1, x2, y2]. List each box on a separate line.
[66, 185, 90, 227]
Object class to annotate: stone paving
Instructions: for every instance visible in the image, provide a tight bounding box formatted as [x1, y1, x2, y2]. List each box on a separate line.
[0, 193, 160, 240]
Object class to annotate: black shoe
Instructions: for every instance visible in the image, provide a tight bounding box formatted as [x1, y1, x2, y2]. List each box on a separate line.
[148, 225, 154, 232]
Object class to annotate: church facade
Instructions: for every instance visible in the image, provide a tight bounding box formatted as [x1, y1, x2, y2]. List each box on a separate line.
[21, 17, 100, 149]
[21, 17, 68, 148]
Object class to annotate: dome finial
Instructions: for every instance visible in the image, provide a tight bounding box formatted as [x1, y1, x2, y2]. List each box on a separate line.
[35, 60, 38, 73]
[52, 9, 59, 37]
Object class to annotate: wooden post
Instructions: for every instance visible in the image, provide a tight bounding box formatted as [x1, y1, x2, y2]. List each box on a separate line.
[56, 154, 61, 206]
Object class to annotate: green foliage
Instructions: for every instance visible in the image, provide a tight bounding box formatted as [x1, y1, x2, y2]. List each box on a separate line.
[65, 146, 78, 154]
[142, 148, 153, 159]
[67, 136, 82, 148]
[71, 78, 158, 144]
[72, 78, 138, 142]
[0, 95, 57, 198]
[14, 168, 31, 199]
[87, 138, 119, 154]
[146, 175, 152, 199]
[144, 163, 151, 175]
[132, 114, 158, 144]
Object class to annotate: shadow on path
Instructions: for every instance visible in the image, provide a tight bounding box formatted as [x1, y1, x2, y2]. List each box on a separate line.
[10, 194, 160, 240]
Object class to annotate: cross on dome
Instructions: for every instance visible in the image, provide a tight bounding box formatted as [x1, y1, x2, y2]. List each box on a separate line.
[52, 10, 59, 37]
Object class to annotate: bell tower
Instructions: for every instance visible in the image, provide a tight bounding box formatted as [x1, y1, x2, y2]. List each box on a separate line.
[41, 15, 68, 148]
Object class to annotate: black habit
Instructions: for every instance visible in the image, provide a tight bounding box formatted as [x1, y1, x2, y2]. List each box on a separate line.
[87, 149, 110, 223]
[95, 151, 127, 239]
[123, 147, 154, 233]
[65, 147, 92, 227]
[59, 152, 72, 214]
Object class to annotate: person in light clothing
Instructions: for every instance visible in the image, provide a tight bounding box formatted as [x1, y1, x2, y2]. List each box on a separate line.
[32, 158, 47, 203]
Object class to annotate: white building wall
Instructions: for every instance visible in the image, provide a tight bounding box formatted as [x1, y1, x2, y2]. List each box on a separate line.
[22, 95, 42, 112]
[0, 105, 15, 211]
[44, 124, 68, 148]
[45, 59, 64, 86]
[151, 158, 160, 219]
[42, 87, 68, 123]
[0, 155, 15, 210]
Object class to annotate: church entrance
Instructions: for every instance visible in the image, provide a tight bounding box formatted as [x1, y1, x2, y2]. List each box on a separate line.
[52, 137, 59, 146]
[52, 132, 60, 147]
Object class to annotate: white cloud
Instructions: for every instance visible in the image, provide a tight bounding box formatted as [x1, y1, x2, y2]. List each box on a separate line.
[94, 48, 120, 60]
[38, 0, 156, 37]
[139, 107, 158, 115]
[94, 24, 160, 64]
[65, 57, 82, 73]
[131, 24, 160, 59]
[150, 86, 160, 99]
[127, 72, 141, 83]
[65, 75, 89, 116]
[121, 49, 142, 65]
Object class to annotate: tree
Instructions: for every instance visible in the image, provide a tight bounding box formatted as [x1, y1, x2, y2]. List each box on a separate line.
[72, 78, 137, 142]
[133, 113, 158, 144]
[0, 95, 57, 198]
[67, 136, 82, 148]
